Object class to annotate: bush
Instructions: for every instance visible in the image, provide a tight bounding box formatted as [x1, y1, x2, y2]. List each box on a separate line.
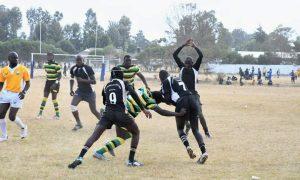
[0, 39, 65, 62]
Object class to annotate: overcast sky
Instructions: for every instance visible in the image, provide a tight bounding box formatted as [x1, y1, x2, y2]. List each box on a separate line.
[1, 0, 299, 40]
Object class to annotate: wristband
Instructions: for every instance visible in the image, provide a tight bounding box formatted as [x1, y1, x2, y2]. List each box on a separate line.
[55, 80, 59, 83]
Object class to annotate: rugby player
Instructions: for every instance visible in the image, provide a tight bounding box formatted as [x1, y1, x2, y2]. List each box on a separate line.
[173, 39, 211, 138]
[69, 55, 101, 131]
[0, 52, 30, 142]
[68, 67, 152, 168]
[37, 52, 61, 119]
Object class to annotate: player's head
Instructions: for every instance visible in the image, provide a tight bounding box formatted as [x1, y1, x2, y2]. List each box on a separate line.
[184, 56, 193, 69]
[151, 91, 163, 104]
[8, 51, 19, 68]
[123, 55, 131, 68]
[75, 55, 84, 67]
[111, 66, 124, 80]
[159, 70, 169, 82]
[47, 52, 54, 62]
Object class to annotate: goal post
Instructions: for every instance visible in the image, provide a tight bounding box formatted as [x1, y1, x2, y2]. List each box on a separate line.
[30, 53, 106, 79]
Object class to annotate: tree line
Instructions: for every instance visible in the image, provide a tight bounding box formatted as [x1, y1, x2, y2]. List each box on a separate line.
[0, 3, 300, 65]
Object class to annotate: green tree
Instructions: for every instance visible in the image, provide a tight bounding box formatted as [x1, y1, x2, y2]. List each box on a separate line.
[253, 26, 267, 43]
[63, 23, 82, 51]
[107, 21, 121, 48]
[118, 16, 131, 51]
[0, 5, 22, 40]
[56, 40, 76, 54]
[134, 30, 150, 50]
[294, 36, 300, 52]
[231, 29, 251, 50]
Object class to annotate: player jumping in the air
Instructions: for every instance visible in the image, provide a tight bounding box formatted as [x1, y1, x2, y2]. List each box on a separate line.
[37, 53, 61, 119]
[69, 55, 101, 131]
[173, 39, 211, 138]
[68, 67, 152, 168]
[93, 87, 186, 160]
[0, 52, 30, 142]
[159, 70, 208, 164]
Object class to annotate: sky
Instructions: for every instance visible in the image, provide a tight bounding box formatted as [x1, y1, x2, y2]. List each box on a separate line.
[1, 0, 300, 40]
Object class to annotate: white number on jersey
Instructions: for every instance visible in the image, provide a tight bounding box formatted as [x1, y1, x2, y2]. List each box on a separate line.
[109, 92, 117, 104]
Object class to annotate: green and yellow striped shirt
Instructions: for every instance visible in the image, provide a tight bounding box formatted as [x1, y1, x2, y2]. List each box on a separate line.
[43, 62, 61, 80]
[126, 87, 157, 117]
[117, 65, 140, 85]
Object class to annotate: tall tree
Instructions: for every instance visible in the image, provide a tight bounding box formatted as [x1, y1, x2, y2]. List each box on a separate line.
[118, 16, 131, 51]
[107, 21, 121, 48]
[231, 29, 251, 50]
[253, 26, 267, 43]
[0, 5, 22, 40]
[63, 23, 82, 51]
[82, 8, 103, 49]
[134, 30, 150, 50]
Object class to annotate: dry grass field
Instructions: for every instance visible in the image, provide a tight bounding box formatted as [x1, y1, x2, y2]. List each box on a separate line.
[0, 76, 299, 179]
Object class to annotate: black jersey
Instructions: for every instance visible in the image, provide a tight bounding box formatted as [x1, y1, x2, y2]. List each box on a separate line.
[70, 64, 95, 93]
[173, 46, 203, 94]
[102, 78, 145, 112]
[161, 76, 191, 105]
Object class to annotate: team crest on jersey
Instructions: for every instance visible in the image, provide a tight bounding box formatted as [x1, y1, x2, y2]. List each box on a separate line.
[16, 71, 20, 75]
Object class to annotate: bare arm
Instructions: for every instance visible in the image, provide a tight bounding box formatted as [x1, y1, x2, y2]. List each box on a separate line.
[192, 45, 203, 71]
[153, 106, 185, 117]
[136, 72, 149, 89]
[173, 45, 185, 69]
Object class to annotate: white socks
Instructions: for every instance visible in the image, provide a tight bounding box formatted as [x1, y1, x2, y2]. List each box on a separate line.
[0, 118, 7, 137]
[14, 117, 26, 129]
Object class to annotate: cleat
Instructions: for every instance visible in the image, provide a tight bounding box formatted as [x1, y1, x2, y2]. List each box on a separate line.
[93, 152, 109, 161]
[126, 160, 143, 167]
[0, 135, 8, 142]
[205, 132, 212, 139]
[68, 158, 82, 169]
[53, 115, 60, 120]
[72, 124, 83, 131]
[187, 147, 196, 159]
[197, 152, 208, 164]
[21, 125, 28, 139]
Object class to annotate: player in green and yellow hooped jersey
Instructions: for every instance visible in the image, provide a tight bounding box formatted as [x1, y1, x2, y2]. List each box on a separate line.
[93, 87, 186, 160]
[117, 55, 150, 90]
[37, 53, 62, 119]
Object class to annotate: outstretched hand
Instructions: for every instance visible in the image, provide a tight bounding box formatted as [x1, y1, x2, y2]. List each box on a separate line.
[177, 108, 187, 116]
[142, 109, 152, 119]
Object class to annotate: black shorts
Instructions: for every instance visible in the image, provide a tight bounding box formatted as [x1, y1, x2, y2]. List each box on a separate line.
[98, 110, 135, 129]
[74, 89, 96, 104]
[44, 80, 60, 93]
[176, 95, 199, 126]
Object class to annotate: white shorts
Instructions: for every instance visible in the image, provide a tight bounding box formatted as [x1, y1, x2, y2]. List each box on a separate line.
[0, 90, 23, 108]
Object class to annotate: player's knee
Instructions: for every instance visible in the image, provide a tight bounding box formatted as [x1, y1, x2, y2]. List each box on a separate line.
[191, 127, 199, 134]
[70, 105, 78, 112]
[9, 114, 16, 121]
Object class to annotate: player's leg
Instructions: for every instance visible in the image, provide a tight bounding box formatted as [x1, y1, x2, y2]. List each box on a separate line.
[176, 116, 196, 159]
[68, 124, 107, 169]
[196, 95, 211, 138]
[51, 87, 60, 119]
[71, 94, 83, 131]
[189, 96, 208, 164]
[87, 92, 101, 120]
[95, 126, 131, 157]
[0, 103, 10, 141]
[9, 107, 28, 139]
[37, 83, 50, 118]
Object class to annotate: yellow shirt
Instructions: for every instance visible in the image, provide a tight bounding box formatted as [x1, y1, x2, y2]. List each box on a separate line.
[0, 65, 30, 93]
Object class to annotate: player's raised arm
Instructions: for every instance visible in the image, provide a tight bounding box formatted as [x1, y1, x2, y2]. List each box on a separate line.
[173, 39, 191, 69]
[191, 42, 203, 71]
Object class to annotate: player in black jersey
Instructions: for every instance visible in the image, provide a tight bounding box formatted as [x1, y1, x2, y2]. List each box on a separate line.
[173, 39, 211, 138]
[159, 70, 208, 164]
[69, 55, 101, 131]
[68, 67, 152, 169]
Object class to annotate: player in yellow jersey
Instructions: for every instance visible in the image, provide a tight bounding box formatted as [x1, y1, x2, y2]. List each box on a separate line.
[0, 52, 30, 142]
